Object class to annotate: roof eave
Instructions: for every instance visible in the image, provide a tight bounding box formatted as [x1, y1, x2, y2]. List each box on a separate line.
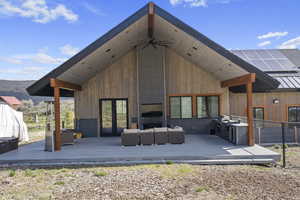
[154, 4, 280, 91]
[26, 4, 149, 97]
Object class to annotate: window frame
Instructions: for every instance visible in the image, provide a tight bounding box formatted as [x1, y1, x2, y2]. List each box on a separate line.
[196, 95, 220, 119]
[253, 106, 265, 120]
[287, 105, 300, 122]
[169, 96, 193, 119]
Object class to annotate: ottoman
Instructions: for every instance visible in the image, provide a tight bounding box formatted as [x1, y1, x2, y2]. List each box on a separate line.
[121, 129, 140, 146]
[154, 127, 168, 145]
[140, 129, 154, 145]
[168, 127, 185, 144]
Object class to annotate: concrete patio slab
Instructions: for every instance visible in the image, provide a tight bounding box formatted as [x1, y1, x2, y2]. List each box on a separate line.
[0, 135, 280, 167]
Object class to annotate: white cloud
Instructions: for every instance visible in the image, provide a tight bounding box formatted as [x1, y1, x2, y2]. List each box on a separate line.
[278, 36, 300, 49]
[82, 2, 105, 16]
[258, 41, 271, 47]
[14, 52, 66, 64]
[0, 66, 45, 75]
[257, 31, 288, 40]
[0, 56, 22, 64]
[169, 0, 237, 7]
[0, 0, 78, 23]
[60, 44, 79, 56]
[169, 0, 207, 7]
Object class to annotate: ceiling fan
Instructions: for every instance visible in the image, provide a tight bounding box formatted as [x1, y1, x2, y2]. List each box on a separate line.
[141, 38, 173, 49]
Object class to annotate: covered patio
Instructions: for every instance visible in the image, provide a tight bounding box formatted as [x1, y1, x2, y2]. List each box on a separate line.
[0, 135, 280, 167]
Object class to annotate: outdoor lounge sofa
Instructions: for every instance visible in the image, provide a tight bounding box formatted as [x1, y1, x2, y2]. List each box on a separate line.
[0, 137, 18, 154]
[121, 126, 185, 146]
[140, 129, 155, 145]
[121, 129, 140, 146]
[61, 129, 75, 145]
[154, 127, 169, 145]
[168, 127, 185, 144]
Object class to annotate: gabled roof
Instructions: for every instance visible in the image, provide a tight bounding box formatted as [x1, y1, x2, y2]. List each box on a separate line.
[0, 96, 22, 106]
[27, 3, 279, 97]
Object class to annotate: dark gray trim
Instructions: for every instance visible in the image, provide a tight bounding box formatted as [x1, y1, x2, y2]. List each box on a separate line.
[27, 4, 149, 97]
[27, 3, 279, 96]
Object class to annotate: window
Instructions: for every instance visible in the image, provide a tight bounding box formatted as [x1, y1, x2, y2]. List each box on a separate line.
[253, 107, 264, 128]
[288, 106, 300, 122]
[170, 96, 192, 119]
[197, 96, 219, 118]
[253, 107, 264, 120]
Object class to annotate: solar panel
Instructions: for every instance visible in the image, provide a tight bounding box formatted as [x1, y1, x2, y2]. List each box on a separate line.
[231, 49, 297, 72]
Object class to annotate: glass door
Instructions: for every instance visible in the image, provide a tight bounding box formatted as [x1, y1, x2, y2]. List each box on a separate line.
[100, 99, 128, 136]
[116, 100, 128, 135]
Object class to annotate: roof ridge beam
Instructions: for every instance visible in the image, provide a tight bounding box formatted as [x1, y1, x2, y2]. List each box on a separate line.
[148, 2, 155, 38]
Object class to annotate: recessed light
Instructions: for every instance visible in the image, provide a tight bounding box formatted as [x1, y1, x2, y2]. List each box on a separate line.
[187, 53, 192, 57]
[193, 47, 197, 50]
[112, 55, 115, 58]
[106, 49, 111, 52]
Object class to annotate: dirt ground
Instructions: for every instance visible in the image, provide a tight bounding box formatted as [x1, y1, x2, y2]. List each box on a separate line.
[0, 163, 299, 200]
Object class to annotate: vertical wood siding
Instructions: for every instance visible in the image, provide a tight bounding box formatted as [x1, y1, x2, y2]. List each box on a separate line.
[165, 48, 230, 115]
[75, 50, 137, 124]
[230, 92, 300, 121]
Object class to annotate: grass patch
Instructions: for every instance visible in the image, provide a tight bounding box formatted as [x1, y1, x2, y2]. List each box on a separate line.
[195, 186, 209, 193]
[159, 164, 194, 178]
[54, 181, 65, 185]
[8, 170, 16, 177]
[24, 169, 36, 177]
[177, 166, 193, 174]
[94, 171, 108, 177]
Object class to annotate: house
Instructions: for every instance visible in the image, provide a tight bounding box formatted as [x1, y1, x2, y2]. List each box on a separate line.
[0, 96, 22, 110]
[27, 3, 280, 151]
[230, 49, 300, 123]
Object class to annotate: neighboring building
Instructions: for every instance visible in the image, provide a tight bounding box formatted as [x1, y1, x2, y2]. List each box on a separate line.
[230, 49, 300, 122]
[0, 96, 22, 110]
[27, 3, 281, 150]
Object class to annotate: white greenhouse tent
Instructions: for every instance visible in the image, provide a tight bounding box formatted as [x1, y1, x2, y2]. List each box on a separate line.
[0, 102, 29, 142]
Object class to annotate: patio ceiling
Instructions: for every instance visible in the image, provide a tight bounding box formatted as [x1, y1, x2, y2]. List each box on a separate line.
[27, 3, 279, 97]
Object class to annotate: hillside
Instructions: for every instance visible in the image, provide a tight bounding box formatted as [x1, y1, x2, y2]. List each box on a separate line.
[0, 80, 50, 104]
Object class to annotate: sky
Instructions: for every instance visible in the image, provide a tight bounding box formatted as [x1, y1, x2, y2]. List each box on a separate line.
[0, 0, 299, 80]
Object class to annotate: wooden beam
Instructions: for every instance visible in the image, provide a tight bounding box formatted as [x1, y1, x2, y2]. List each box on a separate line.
[221, 73, 256, 88]
[54, 87, 61, 151]
[148, 2, 155, 38]
[50, 78, 81, 91]
[246, 82, 255, 146]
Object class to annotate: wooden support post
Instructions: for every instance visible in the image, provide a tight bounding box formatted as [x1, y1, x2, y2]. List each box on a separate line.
[246, 82, 254, 146]
[54, 86, 61, 151]
[148, 2, 154, 38]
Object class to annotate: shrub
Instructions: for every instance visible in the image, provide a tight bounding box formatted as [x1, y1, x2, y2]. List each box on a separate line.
[166, 160, 174, 165]
[8, 170, 16, 177]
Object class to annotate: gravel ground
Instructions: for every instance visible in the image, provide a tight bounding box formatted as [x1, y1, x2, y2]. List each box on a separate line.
[0, 164, 299, 200]
[268, 145, 300, 168]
